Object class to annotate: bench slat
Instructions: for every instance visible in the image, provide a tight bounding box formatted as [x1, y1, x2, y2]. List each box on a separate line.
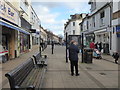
[5, 53, 47, 89]
[26, 69, 40, 86]
[34, 68, 43, 88]
[20, 68, 37, 87]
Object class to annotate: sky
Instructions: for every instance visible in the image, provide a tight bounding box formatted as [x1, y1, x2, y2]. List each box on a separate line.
[32, 0, 90, 36]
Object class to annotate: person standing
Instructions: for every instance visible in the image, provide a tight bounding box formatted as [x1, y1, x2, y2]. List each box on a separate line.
[68, 40, 79, 76]
[112, 52, 119, 64]
[90, 41, 95, 49]
[98, 42, 102, 52]
[51, 41, 54, 54]
[95, 42, 98, 49]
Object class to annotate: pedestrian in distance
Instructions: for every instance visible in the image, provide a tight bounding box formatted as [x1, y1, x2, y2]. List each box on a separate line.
[95, 42, 98, 49]
[51, 41, 54, 54]
[98, 42, 102, 52]
[90, 41, 95, 49]
[68, 40, 79, 76]
[112, 52, 119, 64]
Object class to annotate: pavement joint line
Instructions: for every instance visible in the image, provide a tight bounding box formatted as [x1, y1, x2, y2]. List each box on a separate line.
[46, 69, 119, 72]
[79, 65, 106, 88]
[102, 58, 120, 65]
[1, 79, 8, 87]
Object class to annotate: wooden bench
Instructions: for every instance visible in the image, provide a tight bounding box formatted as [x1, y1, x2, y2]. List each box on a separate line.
[5, 58, 46, 90]
[33, 52, 47, 67]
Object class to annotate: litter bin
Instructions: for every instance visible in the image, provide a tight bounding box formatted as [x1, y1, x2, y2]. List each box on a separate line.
[83, 48, 93, 63]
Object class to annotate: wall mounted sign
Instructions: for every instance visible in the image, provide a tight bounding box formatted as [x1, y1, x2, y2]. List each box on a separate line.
[0, 0, 19, 25]
[116, 25, 120, 37]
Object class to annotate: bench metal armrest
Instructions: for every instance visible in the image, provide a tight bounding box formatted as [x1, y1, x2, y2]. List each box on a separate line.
[41, 55, 47, 58]
[15, 85, 35, 90]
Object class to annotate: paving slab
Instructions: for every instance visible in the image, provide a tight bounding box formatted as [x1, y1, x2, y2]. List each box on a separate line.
[42, 45, 118, 89]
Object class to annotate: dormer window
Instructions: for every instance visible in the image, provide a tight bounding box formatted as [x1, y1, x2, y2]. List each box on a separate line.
[89, 0, 96, 11]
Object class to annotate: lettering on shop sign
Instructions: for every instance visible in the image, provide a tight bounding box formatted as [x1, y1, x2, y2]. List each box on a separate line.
[0, 1, 14, 17]
[0, 1, 6, 12]
[8, 8, 14, 17]
[0, 0, 18, 24]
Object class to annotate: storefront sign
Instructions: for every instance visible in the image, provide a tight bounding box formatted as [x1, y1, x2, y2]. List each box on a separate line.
[116, 25, 120, 33]
[116, 25, 120, 37]
[0, 0, 19, 25]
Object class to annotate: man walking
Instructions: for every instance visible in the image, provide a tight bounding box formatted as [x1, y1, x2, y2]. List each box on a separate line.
[68, 40, 79, 76]
[51, 41, 54, 54]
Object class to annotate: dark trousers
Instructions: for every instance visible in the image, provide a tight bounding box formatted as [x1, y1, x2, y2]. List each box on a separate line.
[52, 48, 54, 54]
[70, 61, 78, 74]
[115, 58, 118, 63]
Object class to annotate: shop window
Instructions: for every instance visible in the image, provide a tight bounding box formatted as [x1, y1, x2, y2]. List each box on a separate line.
[87, 21, 89, 29]
[73, 22, 75, 26]
[73, 30, 75, 35]
[100, 11, 105, 26]
[92, 16, 95, 27]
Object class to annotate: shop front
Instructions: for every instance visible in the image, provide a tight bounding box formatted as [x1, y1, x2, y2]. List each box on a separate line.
[20, 32, 30, 53]
[94, 29, 110, 54]
[0, 21, 30, 62]
[84, 32, 95, 48]
[20, 17, 31, 53]
[0, 0, 19, 61]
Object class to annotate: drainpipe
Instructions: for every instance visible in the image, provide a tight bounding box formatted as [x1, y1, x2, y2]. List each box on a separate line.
[108, 2, 113, 52]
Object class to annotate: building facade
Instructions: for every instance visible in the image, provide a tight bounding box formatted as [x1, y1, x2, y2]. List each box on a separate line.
[64, 14, 86, 40]
[112, 1, 120, 53]
[1, 0, 23, 60]
[0, 0, 41, 62]
[80, 0, 112, 54]
[30, 6, 40, 46]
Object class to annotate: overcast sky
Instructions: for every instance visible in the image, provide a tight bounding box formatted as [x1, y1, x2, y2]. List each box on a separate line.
[32, 0, 90, 36]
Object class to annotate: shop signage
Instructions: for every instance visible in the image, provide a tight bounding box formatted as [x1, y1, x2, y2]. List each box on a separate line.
[0, 0, 19, 25]
[116, 25, 120, 33]
[116, 25, 120, 37]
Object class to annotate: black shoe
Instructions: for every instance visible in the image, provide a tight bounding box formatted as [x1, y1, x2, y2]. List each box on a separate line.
[76, 73, 80, 76]
[71, 73, 74, 76]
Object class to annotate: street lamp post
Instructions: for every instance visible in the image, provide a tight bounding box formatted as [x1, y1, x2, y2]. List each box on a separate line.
[66, 32, 68, 63]
[81, 33, 84, 63]
[39, 24, 41, 57]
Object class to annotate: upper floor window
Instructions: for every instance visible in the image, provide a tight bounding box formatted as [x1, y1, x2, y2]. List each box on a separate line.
[91, 0, 96, 11]
[100, 11, 105, 26]
[73, 30, 75, 35]
[80, 24, 83, 31]
[100, 11, 105, 18]
[87, 21, 89, 29]
[92, 16, 95, 27]
[24, 0, 29, 6]
[31, 12, 33, 20]
[73, 22, 75, 26]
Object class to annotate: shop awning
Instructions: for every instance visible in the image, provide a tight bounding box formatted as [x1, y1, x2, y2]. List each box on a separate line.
[94, 29, 107, 34]
[0, 21, 30, 35]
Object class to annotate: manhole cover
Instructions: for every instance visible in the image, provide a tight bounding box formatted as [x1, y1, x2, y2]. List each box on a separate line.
[99, 73, 106, 75]
[86, 67, 92, 70]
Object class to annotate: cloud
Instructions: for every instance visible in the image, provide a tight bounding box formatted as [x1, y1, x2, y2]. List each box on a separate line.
[32, 4, 67, 35]
[64, 2, 90, 14]
[32, 1, 90, 35]
[32, 0, 90, 2]
[33, 5, 59, 24]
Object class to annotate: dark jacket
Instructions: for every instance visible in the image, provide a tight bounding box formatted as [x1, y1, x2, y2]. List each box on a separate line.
[51, 42, 54, 49]
[112, 53, 119, 59]
[68, 44, 79, 61]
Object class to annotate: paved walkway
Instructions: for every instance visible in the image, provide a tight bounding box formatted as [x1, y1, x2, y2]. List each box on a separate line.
[42, 45, 118, 88]
[1, 45, 119, 89]
[102, 54, 120, 64]
[1, 45, 39, 89]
